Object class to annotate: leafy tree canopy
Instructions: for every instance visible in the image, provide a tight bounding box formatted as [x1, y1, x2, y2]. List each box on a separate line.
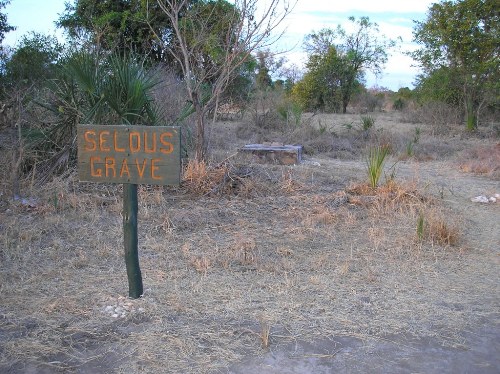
[0, 0, 15, 46]
[3, 32, 63, 87]
[175, 0, 241, 75]
[296, 17, 396, 113]
[411, 0, 499, 129]
[57, 0, 173, 61]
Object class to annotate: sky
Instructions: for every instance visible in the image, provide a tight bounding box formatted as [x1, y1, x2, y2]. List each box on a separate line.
[3, 0, 435, 91]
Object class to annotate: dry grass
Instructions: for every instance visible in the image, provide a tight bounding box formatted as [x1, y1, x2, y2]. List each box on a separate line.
[0, 112, 498, 373]
[459, 143, 500, 179]
[182, 159, 229, 195]
[421, 209, 461, 247]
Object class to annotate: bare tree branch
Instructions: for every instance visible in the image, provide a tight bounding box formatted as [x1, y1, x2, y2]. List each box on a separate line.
[150, 0, 296, 161]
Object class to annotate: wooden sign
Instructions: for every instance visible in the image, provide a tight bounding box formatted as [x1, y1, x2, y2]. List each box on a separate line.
[77, 125, 181, 185]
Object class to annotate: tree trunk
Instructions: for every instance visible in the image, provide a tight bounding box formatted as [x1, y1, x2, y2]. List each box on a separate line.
[465, 97, 477, 131]
[194, 113, 207, 162]
[193, 97, 207, 162]
[123, 183, 143, 299]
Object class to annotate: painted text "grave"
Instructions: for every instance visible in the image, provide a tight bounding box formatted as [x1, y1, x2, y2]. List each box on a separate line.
[77, 125, 181, 185]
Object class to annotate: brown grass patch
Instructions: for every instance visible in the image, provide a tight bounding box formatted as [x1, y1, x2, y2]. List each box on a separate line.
[182, 159, 228, 195]
[459, 143, 500, 178]
[419, 208, 461, 247]
[346, 179, 427, 215]
[2, 111, 496, 373]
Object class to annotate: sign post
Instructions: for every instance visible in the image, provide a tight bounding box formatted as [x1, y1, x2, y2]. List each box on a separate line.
[77, 124, 181, 298]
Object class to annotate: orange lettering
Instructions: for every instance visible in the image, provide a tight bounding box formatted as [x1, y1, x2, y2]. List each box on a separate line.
[130, 132, 141, 153]
[151, 158, 162, 180]
[90, 156, 102, 177]
[159, 132, 174, 154]
[135, 159, 147, 178]
[120, 159, 130, 178]
[144, 132, 157, 153]
[114, 131, 125, 152]
[84, 130, 97, 151]
[99, 131, 111, 151]
[105, 157, 116, 177]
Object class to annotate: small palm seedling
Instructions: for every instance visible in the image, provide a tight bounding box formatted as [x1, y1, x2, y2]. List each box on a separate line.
[413, 127, 421, 143]
[361, 115, 375, 131]
[366, 145, 389, 188]
[406, 140, 415, 157]
[342, 121, 354, 132]
[416, 212, 425, 241]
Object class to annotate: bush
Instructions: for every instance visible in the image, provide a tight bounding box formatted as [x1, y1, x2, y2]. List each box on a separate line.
[276, 98, 302, 127]
[401, 101, 462, 130]
[393, 98, 404, 110]
[361, 115, 375, 131]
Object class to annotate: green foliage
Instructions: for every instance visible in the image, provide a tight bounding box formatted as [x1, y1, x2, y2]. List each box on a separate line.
[366, 145, 389, 188]
[405, 127, 421, 157]
[417, 213, 425, 241]
[360, 115, 375, 131]
[294, 17, 397, 113]
[25, 52, 163, 180]
[57, 0, 171, 61]
[413, 67, 462, 106]
[397, 87, 413, 100]
[179, 0, 240, 69]
[62, 52, 162, 126]
[405, 140, 414, 157]
[411, 0, 500, 129]
[413, 127, 421, 143]
[2, 32, 63, 88]
[0, 0, 15, 45]
[254, 49, 285, 91]
[276, 98, 302, 127]
[291, 46, 349, 113]
[393, 98, 404, 111]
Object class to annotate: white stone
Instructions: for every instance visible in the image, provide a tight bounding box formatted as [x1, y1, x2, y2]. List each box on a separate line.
[112, 313, 119, 318]
[471, 196, 489, 203]
[488, 197, 497, 203]
[105, 305, 113, 312]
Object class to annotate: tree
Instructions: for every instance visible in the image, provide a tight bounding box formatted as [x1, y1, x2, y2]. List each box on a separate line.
[0, 0, 15, 46]
[152, 0, 295, 161]
[254, 49, 286, 90]
[299, 17, 397, 113]
[57, 0, 172, 61]
[292, 46, 348, 112]
[411, 0, 500, 130]
[0, 0, 15, 80]
[255, 51, 273, 90]
[413, 66, 462, 107]
[3, 32, 63, 87]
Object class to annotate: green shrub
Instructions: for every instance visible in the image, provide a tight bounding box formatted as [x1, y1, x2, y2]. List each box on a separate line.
[361, 115, 375, 131]
[393, 98, 404, 110]
[366, 145, 389, 188]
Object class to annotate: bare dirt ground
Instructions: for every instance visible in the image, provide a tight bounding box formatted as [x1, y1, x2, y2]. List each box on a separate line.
[0, 111, 499, 373]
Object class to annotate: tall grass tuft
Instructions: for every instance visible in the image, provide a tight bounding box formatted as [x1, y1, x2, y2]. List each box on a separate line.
[366, 145, 389, 188]
[416, 213, 425, 241]
[361, 115, 375, 131]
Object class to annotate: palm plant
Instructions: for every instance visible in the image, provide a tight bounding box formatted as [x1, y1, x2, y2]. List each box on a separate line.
[366, 145, 389, 188]
[27, 52, 163, 182]
[33, 52, 164, 298]
[67, 52, 162, 126]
